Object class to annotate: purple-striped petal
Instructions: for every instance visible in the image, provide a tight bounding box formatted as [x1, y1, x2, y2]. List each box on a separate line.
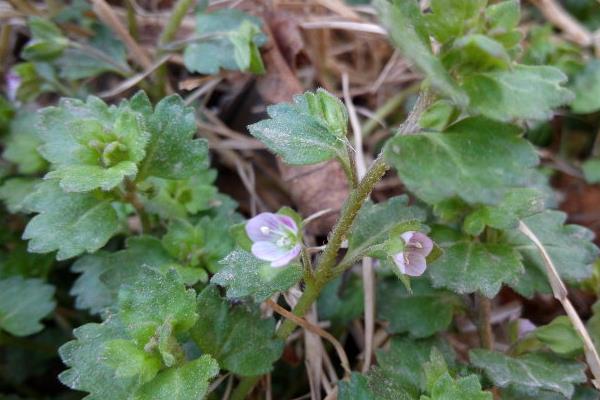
[251, 241, 290, 261]
[401, 231, 433, 257]
[392, 251, 427, 277]
[270, 244, 301, 268]
[246, 213, 285, 241]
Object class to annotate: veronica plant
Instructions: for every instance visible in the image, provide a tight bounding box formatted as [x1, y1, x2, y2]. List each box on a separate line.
[1, 1, 600, 399]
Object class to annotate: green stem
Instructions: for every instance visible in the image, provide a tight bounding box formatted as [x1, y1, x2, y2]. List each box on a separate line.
[155, 0, 195, 95]
[476, 293, 494, 350]
[230, 376, 260, 400]
[277, 157, 388, 338]
[232, 158, 388, 399]
[123, 179, 151, 234]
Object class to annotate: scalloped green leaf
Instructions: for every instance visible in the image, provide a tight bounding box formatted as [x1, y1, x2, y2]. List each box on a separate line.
[133, 93, 209, 181]
[504, 210, 599, 297]
[211, 248, 302, 302]
[183, 9, 265, 74]
[377, 278, 459, 338]
[191, 285, 283, 376]
[470, 350, 587, 398]
[428, 228, 524, 297]
[0, 277, 55, 336]
[247, 90, 349, 166]
[38, 96, 149, 192]
[463, 65, 574, 121]
[118, 268, 197, 345]
[22, 180, 121, 260]
[132, 355, 219, 400]
[385, 117, 539, 205]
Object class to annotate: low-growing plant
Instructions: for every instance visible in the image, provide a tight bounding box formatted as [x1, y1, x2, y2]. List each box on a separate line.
[3, 0, 600, 399]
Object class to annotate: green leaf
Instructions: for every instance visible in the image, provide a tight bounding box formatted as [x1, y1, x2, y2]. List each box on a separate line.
[134, 93, 209, 180]
[345, 196, 426, 263]
[463, 65, 574, 121]
[485, 0, 520, 31]
[318, 275, 364, 328]
[140, 171, 218, 219]
[2, 110, 47, 174]
[0, 242, 54, 279]
[344, 196, 426, 261]
[118, 268, 197, 345]
[162, 214, 238, 273]
[375, 0, 467, 106]
[38, 96, 149, 192]
[504, 210, 599, 297]
[59, 317, 139, 400]
[419, 100, 459, 131]
[22, 180, 121, 260]
[56, 23, 128, 80]
[229, 20, 265, 74]
[247, 90, 349, 166]
[374, 336, 456, 397]
[571, 60, 600, 113]
[583, 158, 600, 184]
[0, 277, 55, 336]
[22, 17, 68, 61]
[132, 355, 219, 400]
[425, 0, 486, 44]
[428, 228, 524, 297]
[385, 117, 538, 205]
[534, 316, 583, 356]
[338, 373, 379, 400]
[211, 248, 303, 302]
[191, 285, 283, 376]
[377, 278, 459, 338]
[421, 348, 491, 400]
[184, 9, 265, 74]
[462, 188, 545, 236]
[470, 349, 587, 398]
[443, 34, 511, 72]
[588, 300, 600, 353]
[0, 178, 41, 214]
[103, 339, 162, 384]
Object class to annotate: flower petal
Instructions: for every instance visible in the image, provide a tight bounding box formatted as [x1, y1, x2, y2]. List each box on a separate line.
[401, 231, 433, 257]
[251, 241, 289, 261]
[270, 244, 301, 268]
[246, 213, 284, 241]
[392, 252, 407, 274]
[404, 253, 427, 277]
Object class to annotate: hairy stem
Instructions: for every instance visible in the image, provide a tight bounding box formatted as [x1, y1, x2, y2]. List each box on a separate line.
[476, 293, 494, 350]
[123, 179, 151, 233]
[277, 157, 388, 338]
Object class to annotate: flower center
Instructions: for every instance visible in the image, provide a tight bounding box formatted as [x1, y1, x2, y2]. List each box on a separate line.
[260, 226, 271, 235]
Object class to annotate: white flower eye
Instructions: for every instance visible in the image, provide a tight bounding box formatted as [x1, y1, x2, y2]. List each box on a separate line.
[260, 226, 271, 235]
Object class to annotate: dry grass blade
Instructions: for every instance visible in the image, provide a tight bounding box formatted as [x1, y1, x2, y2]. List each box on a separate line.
[91, 0, 152, 70]
[314, 0, 361, 20]
[528, 0, 592, 46]
[300, 20, 387, 35]
[99, 55, 171, 98]
[265, 299, 352, 379]
[342, 72, 375, 373]
[518, 220, 600, 389]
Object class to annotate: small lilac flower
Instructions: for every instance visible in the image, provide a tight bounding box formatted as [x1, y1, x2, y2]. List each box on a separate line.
[5, 70, 21, 102]
[392, 231, 433, 277]
[246, 212, 301, 268]
[517, 318, 536, 338]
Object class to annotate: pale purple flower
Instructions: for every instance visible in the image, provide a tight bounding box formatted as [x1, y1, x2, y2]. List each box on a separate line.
[5, 70, 20, 102]
[246, 212, 301, 268]
[517, 318, 536, 338]
[392, 231, 433, 277]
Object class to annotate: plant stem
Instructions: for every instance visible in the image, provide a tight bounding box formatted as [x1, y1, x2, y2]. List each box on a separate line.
[155, 0, 195, 95]
[476, 293, 494, 350]
[230, 376, 260, 400]
[123, 179, 151, 234]
[277, 157, 388, 338]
